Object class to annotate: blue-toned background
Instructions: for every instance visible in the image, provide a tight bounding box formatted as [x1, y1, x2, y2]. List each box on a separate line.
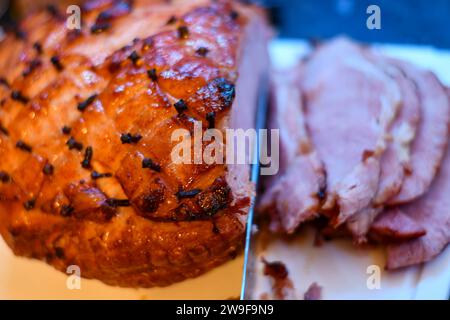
[258, 0, 450, 49]
[1, 0, 449, 48]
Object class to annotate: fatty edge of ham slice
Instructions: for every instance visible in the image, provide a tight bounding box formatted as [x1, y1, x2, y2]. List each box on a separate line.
[387, 61, 450, 205]
[258, 69, 325, 233]
[347, 58, 421, 240]
[386, 140, 450, 269]
[301, 38, 401, 226]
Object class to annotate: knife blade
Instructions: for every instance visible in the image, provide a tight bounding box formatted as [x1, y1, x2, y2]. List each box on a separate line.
[240, 73, 269, 300]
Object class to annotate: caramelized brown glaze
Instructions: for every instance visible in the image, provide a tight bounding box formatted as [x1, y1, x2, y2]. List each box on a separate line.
[0, 0, 266, 287]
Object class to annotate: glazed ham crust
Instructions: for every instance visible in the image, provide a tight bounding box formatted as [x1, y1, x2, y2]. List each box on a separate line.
[0, 0, 270, 287]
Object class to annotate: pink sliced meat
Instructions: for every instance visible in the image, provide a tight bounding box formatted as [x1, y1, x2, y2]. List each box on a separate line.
[370, 208, 426, 242]
[347, 57, 421, 240]
[258, 69, 325, 233]
[387, 61, 450, 205]
[301, 38, 401, 225]
[385, 81, 450, 269]
[386, 140, 450, 269]
[373, 61, 421, 204]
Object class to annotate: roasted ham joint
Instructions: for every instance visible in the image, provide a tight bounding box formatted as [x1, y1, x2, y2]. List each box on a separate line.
[0, 0, 270, 287]
[259, 38, 450, 270]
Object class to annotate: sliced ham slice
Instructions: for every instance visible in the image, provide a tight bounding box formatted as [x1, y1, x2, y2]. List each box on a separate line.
[370, 208, 426, 242]
[373, 61, 421, 204]
[385, 139, 450, 269]
[387, 61, 450, 205]
[258, 69, 325, 233]
[384, 82, 450, 269]
[347, 57, 421, 240]
[301, 38, 401, 225]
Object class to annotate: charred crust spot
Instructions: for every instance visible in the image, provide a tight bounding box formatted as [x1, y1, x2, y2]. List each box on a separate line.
[91, 21, 111, 34]
[46, 4, 61, 19]
[230, 10, 239, 20]
[191, 78, 236, 115]
[142, 37, 154, 51]
[101, 205, 120, 219]
[81, 146, 93, 169]
[176, 188, 201, 199]
[173, 203, 196, 221]
[108, 45, 133, 71]
[0, 122, 8, 136]
[60, 204, 74, 217]
[206, 111, 216, 129]
[142, 158, 161, 172]
[120, 133, 142, 144]
[54, 247, 65, 259]
[0, 77, 9, 88]
[105, 198, 131, 207]
[16, 140, 32, 152]
[195, 47, 209, 57]
[66, 137, 83, 151]
[196, 178, 231, 216]
[174, 99, 188, 114]
[91, 171, 112, 180]
[8, 227, 20, 237]
[14, 29, 26, 40]
[177, 26, 189, 39]
[23, 198, 36, 211]
[147, 68, 158, 82]
[135, 179, 230, 222]
[33, 42, 43, 55]
[43, 163, 54, 175]
[50, 56, 64, 71]
[229, 249, 238, 260]
[166, 15, 177, 25]
[128, 50, 141, 66]
[77, 94, 98, 112]
[94, 0, 133, 32]
[135, 189, 165, 215]
[62, 126, 72, 135]
[215, 78, 235, 108]
[0, 171, 11, 183]
[22, 59, 42, 77]
[11, 90, 29, 104]
[212, 220, 220, 234]
[97, 9, 115, 21]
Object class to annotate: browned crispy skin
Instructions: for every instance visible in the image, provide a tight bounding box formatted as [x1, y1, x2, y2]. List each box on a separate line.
[0, 0, 265, 287]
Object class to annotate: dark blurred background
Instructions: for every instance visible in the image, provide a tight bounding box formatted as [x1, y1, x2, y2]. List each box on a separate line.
[1, 0, 450, 48]
[259, 0, 450, 48]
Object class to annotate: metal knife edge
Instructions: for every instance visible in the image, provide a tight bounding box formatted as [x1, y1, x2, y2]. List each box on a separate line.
[240, 73, 269, 300]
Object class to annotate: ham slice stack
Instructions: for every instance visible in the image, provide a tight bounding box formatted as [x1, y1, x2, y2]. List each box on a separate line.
[260, 38, 450, 269]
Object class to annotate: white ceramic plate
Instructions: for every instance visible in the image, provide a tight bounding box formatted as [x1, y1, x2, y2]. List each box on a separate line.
[0, 237, 243, 299]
